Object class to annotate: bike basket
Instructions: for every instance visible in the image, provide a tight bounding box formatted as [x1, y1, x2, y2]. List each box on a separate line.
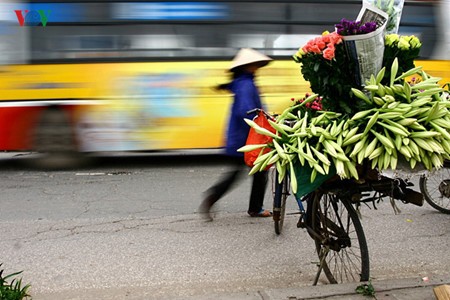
[244, 110, 276, 169]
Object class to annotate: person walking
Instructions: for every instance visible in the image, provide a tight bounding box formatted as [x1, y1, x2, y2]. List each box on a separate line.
[199, 48, 273, 221]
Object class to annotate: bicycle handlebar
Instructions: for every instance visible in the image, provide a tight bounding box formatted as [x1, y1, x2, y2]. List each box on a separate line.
[246, 108, 299, 128]
[246, 108, 260, 115]
[246, 108, 276, 121]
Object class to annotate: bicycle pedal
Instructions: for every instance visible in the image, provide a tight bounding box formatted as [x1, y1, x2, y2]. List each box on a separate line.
[403, 189, 424, 206]
[297, 220, 306, 228]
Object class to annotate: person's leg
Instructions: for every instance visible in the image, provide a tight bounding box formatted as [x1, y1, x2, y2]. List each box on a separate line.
[248, 170, 270, 216]
[199, 156, 243, 219]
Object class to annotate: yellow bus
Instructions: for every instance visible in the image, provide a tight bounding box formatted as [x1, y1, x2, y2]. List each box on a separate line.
[0, 0, 448, 168]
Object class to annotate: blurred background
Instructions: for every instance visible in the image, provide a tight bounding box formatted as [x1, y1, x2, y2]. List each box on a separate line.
[0, 0, 449, 168]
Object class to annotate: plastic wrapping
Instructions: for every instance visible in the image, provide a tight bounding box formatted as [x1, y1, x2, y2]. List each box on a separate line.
[363, 0, 405, 34]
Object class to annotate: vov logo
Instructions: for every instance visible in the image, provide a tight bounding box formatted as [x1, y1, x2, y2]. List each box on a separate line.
[14, 10, 51, 26]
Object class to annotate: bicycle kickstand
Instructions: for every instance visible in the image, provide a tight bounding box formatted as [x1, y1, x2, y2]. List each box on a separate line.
[313, 246, 329, 286]
[295, 195, 307, 228]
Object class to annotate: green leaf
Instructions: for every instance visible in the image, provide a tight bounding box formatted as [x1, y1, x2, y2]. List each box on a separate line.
[355, 280, 375, 296]
[0, 264, 32, 299]
[237, 144, 267, 152]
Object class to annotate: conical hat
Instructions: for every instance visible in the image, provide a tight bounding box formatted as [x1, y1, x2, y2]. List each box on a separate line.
[229, 48, 273, 71]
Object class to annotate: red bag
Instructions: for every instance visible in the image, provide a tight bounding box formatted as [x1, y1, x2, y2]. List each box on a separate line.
[244, 110, 276, 169]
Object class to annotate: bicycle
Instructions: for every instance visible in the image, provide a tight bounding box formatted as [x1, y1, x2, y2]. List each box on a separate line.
[270, 164, 370, 284]
[419, 160, 450, 214]
[306, 172, 424, 284]
[293, 168, 423, 284]
[246, 108, 426, 284]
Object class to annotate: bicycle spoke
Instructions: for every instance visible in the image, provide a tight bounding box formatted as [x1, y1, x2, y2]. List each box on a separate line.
[320, 242, 362, 283]
[420, 169, 450, 214]
[310, 191, 369, 283]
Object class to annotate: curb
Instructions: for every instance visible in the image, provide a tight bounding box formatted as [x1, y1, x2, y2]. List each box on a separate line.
[177, 274, 450, 300]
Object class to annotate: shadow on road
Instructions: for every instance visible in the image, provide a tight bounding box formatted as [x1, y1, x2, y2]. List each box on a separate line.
[0, 150, 228, 171]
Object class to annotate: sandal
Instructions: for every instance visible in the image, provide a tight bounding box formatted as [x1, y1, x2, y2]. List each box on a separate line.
[248, 209, 272, 218]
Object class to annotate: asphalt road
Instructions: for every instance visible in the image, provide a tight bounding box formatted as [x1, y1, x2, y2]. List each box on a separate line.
[0, 151, 449, 299]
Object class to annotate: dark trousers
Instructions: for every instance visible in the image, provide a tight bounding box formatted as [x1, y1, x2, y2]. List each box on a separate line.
[205, 156, 268, 214]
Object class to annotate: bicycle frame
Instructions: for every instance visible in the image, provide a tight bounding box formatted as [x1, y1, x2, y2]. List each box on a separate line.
[272, 168, 308, 233]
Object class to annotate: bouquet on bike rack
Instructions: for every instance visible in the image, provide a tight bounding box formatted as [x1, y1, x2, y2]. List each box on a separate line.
[238, 1, 450, 197]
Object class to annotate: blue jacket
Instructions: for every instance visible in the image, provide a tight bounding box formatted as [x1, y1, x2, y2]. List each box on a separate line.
[225, 72, 264, 157]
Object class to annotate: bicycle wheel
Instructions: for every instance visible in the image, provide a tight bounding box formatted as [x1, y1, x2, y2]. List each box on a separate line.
[31, 105, 87, 169]
[309, 190, 369, 284]
[419, 168, 450, 214]
[273, 171, 289, 235]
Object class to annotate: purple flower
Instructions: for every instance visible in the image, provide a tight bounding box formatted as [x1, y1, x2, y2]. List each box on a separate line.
[335, 19, 377, 36]
[360, 22, 376, 34]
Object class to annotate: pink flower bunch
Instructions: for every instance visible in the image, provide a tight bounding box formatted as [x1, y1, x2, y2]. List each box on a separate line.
[300, 31, 343, 61]
[291, 93, 323, 111]
[408, 77, 426, 92]
[408, 77, 420, 85]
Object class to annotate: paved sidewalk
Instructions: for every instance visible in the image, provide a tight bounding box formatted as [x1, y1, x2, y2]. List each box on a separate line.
[181, 275, 450, 300]
[37, 275, 450, 300]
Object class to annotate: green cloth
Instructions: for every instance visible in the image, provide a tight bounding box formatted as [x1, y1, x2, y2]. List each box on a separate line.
[294, 162, 336, 198]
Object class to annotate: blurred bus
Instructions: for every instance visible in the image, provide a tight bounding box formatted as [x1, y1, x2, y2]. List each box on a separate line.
[0, 0, 448, 168]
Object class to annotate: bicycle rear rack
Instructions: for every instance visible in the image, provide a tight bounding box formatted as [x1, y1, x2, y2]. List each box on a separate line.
[322, 176, 424, 207]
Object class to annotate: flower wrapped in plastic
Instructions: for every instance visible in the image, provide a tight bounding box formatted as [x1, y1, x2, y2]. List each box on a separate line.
[293, 31, 361, 115]
[293, 3, 390, 114]
[338, 3, 389, 87]
[364, 0, 405, 34]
